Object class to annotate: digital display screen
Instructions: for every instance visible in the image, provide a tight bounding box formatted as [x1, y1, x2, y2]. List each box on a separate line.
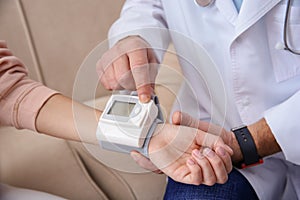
[108, 101, 135, 117]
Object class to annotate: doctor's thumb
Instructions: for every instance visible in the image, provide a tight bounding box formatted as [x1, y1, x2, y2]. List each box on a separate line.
[172, 111, 199, 128]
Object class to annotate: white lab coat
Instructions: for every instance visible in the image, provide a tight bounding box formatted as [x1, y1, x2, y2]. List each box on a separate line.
[108, 0, 300, 199]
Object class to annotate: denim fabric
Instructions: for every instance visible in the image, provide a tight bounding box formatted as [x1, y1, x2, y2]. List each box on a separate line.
[164, 168, 258, 200]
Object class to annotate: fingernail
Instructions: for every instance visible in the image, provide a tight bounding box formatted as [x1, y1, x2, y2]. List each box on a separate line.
[192, 149, 204, 159]
[131, 152, 140, 161]
[187, 159, 195, 165]
[203, 148, 215, 158]
[140, 94, 150, 103]
[216, 146, 226, 156]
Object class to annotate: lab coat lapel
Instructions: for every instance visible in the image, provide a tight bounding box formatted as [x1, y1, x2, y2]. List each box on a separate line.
[215, 0, 238, 25]
[235, 0, 281, 36]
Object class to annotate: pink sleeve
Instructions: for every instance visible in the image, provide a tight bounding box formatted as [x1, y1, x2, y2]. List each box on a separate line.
[0, 55, 59, 131]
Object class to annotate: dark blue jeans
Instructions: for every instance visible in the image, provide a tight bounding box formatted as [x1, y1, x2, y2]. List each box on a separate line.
[164, 168, 259, 200]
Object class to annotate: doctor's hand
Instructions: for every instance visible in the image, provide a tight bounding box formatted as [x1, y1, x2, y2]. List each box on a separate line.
[96, 36, 158, 103]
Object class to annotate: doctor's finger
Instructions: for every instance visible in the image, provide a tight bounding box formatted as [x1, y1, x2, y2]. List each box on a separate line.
[128, 48, 153, 103]
[137, 84, 154, 103]
[194, 129, 233, 155]
[215, 146, 233, 173]
[202, 148, 229, 184]
[0, 40, 8, 48]
[102, 66, 122, 90]
[99, 72, 110, 90]
[147, 49, 159, 84]
[173, 111, 233, 155]
[172, 111, 210, 131]
[185, 159, 203, 185]
[0, 48, 13, 57]
[113, 55, 135, 90]
[192, 149, 217, 186]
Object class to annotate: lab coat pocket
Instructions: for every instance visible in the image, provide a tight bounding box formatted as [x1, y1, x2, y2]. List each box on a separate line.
[266, 4, 300, 82]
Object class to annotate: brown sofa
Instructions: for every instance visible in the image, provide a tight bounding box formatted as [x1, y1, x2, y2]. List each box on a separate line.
[0, 0, 182, 199]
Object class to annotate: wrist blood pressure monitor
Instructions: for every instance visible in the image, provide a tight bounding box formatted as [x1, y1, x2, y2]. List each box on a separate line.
[96, 92, 164, 158]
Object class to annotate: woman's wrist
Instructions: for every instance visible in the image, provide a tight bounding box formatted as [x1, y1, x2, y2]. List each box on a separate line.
[36, 94, 101, 145]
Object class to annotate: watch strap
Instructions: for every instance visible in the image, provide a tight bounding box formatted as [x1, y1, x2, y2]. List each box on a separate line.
[232, 126, 263, 169]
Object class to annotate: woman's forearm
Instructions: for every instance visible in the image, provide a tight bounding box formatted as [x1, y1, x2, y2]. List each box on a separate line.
[36, 94, 101, 145]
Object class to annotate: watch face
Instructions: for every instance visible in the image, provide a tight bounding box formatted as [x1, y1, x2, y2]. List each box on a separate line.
[108, 101, 136, 117]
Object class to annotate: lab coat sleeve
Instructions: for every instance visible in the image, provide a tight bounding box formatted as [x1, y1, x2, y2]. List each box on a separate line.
[264, 90, 300, 165]
[108, 0, 171, 62]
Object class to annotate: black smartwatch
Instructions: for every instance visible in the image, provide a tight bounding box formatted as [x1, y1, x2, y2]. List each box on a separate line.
[231, 126, 263, 169]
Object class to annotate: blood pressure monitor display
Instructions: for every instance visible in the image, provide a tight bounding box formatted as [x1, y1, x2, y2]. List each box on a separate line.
[108, 101, 136, 117]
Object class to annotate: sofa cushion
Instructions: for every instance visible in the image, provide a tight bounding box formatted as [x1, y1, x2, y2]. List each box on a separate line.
[0, 127, 108, 199]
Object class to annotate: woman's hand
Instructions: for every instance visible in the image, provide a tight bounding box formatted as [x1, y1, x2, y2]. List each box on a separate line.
[131, 110, 234, 186]
[172, 111, 239, 166]
[147, 120, 233, 185]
